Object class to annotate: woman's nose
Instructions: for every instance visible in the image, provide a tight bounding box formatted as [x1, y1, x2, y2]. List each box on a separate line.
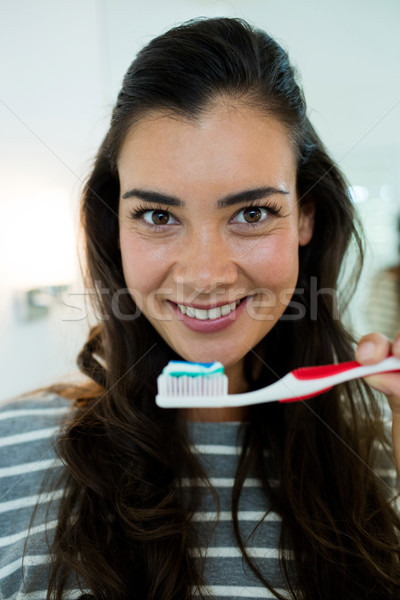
[171, 230, 239, 293]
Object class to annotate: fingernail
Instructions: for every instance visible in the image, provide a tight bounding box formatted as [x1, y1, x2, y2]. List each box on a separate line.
[357, 341, 376, 361]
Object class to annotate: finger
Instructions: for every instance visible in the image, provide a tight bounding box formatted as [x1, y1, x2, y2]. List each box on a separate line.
[393, 330, 400, 357]
[363, 372, 397, 397]
[355, 333, 391, 365]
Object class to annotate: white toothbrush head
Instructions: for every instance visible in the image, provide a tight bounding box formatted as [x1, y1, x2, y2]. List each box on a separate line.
[156, 361, 228, 407]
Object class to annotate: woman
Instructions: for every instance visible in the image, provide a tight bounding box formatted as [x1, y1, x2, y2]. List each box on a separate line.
[1, 17, 400, 600]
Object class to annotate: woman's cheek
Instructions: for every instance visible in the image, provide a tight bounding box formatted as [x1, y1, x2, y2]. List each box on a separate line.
[246, 234, 300, 291]
[120, 234, 168, 301]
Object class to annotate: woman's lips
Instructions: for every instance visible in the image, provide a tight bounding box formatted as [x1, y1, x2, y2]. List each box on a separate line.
[168, 296, 249, 333]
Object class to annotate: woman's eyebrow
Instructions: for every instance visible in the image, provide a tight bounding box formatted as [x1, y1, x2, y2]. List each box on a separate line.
[218, 186, 289, 208]
[121, 186, 289, 208]
[121, 189, 183, 206]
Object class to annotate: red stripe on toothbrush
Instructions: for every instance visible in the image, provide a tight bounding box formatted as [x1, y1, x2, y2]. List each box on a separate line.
[278, 386, 334, 403]
[291, 361, 361, 380]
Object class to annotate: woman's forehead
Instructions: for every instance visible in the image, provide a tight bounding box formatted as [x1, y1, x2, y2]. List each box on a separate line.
[117, 103, 297, 187]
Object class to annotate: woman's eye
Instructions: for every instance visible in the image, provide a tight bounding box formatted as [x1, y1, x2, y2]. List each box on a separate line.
[233, 206, 269, 224]
[143, 210, 177, 226]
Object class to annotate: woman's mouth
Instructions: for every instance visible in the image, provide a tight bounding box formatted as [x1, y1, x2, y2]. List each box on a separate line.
[169, 297, 249, 333]
[176, 298, 242, 320]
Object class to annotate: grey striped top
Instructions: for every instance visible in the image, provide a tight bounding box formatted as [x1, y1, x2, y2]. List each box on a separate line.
[0, 393, 398, 600]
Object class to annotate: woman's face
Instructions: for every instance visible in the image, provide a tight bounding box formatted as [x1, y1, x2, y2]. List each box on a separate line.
[118, 103, 314, 388]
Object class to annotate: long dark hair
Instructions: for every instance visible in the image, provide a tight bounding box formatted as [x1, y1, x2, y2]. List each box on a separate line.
[44, 17, 400, 599]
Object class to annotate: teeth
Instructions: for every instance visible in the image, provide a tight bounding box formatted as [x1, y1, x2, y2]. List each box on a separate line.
[177, 300, 242, 320]
[193, 308, 208, 320]
[186, 306, 196, 318]
[208, 306, 221, 319]
[220, 304, 231, 316]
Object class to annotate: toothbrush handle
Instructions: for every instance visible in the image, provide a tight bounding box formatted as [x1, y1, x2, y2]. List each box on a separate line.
[292, 360, 362, 380]
[291, 356, 400, 381]
[278, 355, 400, 404]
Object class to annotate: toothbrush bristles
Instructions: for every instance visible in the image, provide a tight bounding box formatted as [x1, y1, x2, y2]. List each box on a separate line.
[158, 373, 228, 397]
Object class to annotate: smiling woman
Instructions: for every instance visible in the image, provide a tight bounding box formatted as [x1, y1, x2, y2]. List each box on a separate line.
[1, 16, 400, 600]
[117, 107, 314, 400]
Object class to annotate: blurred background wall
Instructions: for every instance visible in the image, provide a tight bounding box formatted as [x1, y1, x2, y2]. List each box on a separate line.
[1, 0, 399, 402]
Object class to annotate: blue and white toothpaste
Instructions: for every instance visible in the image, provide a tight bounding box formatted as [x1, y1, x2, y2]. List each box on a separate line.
[161, 361, 225, 377]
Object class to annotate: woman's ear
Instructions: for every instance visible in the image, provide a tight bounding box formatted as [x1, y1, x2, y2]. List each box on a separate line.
[298, 201, 315, 246]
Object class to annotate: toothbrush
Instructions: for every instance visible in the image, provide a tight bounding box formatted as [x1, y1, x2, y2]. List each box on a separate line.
[155, 356, 400, 408]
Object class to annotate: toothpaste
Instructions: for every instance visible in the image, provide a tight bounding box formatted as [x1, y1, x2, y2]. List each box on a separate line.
[162, 361, 224, 377]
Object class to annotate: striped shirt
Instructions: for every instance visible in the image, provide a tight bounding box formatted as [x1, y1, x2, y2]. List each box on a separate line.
[0, 394, 398, 599]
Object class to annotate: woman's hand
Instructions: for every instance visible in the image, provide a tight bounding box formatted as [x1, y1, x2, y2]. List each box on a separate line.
[356, 330, 400, 475]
